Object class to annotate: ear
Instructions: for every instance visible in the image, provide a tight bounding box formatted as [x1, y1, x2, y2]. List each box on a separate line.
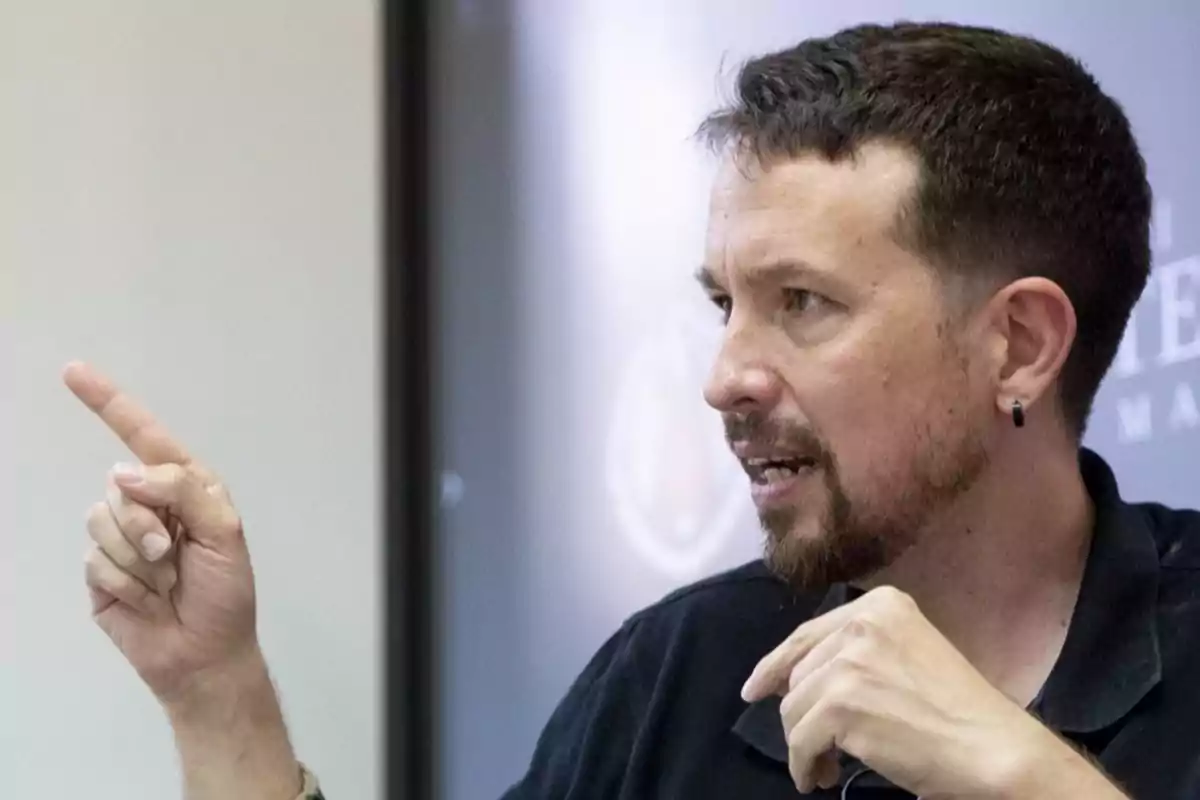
[982, 277, 1077, 422]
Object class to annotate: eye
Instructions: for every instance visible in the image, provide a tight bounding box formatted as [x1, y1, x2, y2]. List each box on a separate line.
[710, 293, 732, 324]
[784, 288, 824, 315]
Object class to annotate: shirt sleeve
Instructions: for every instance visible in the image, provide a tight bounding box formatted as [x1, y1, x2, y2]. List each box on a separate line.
[297, 763, 325, 799]
[499, 618, 651, 800]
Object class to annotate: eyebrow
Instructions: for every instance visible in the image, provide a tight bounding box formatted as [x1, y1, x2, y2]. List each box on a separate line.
[695, 259, 831, 292]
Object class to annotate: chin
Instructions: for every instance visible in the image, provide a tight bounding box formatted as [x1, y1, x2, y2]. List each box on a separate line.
[761, 516, 897, 590]
[757, 506, 826, 554]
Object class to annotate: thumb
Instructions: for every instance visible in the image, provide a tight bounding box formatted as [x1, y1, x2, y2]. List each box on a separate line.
[111, 462, 244, 551]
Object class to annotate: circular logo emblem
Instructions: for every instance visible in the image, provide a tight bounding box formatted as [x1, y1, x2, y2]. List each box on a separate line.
[605, 307, 753, 578]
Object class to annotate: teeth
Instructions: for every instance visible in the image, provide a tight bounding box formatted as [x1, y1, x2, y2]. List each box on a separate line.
[743, 456, 815, 483]
[763, 466, 797, 483]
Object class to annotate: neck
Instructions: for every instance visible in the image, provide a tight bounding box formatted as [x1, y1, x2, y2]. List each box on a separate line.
[857, 436, 1095, 705]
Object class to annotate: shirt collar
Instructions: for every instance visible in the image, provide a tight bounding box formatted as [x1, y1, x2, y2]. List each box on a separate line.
[732, 447, 1163, 774]
[1036, 448, 1162, 733]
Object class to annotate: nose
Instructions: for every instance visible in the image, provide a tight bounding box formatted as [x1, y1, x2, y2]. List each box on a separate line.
[702, 323, 784, 414]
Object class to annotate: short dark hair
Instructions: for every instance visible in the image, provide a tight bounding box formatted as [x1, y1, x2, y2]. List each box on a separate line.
[698, 21, 1152, 437]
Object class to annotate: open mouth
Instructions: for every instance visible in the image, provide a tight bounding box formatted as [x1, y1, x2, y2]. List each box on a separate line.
[742, 456, 818, 484]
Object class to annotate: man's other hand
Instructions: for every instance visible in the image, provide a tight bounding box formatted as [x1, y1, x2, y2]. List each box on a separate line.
[743, 586, 1130, 799]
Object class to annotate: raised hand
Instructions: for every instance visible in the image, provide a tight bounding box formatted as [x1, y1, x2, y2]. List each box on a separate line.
[67, 362, 308, 799]
[66, 361, 258, 701]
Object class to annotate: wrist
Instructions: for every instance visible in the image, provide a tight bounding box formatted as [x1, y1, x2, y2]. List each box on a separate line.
[164, 646, 303, 800]
[986, 731, 1128, 800]
[161, 643, 271, 717]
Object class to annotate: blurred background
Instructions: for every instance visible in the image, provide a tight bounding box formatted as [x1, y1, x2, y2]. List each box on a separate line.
[5, 1, 1198, 799]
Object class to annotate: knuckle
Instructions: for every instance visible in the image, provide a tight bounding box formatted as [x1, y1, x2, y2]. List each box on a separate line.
[110, 566, 144, 597]
[124, 501, 162, 531]
[824, 664, 869, 713]
[83, 547, 104, 573]
[106, 538, 140, 569]
[107, 568, 132, 592]
[788, 659, 807, 690]
[142, 461, 184, 486]
[829, 650, 866, 676]
[786, 723, 807, 750]
[838, 728, 867, 760]
[167, 462, 191, 486]
[875, 584, 916, 611]
[113, 505, 160, 545]
[185, 462, 219, 489]
[843, 615, 874, 639]
[827, 673, 860, 710]
[219, 509, 245, 540]
[86, 558, 119, 592]
[84, 548, 141, 595]
[85, 501, 109, 526]
[209, 482, 237, 509]
[779, 689, 796, 720]
[816, 693, 854, 728]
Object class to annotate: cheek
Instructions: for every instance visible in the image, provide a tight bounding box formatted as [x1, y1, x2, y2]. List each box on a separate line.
[792, 331, 961, 471]
[803, 330, 934, 420]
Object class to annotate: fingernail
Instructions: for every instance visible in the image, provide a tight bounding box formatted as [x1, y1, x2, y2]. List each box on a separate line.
[112, 462, 144, 486]
[740, 678, 754, 702]
[142, 532, 171, 561]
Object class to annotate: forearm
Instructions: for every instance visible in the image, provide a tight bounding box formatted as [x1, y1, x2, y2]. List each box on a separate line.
[1023, 759, 1131, 800]
[164, 649, 304, 800]
[991, 734, 1131, 800]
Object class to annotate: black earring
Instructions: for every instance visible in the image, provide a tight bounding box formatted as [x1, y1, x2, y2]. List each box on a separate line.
[1011, 399, 1026, 428]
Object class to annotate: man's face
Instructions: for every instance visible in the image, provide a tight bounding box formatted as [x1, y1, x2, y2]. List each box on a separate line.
[700, 143, 994, 589]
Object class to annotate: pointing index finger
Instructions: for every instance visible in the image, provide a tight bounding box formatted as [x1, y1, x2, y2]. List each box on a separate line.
[741, 601, 858, 702]
[63, 361, 193, 466]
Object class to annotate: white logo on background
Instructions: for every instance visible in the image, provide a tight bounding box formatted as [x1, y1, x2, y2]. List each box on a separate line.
[605, 308, 752, 577]
[1108, 199, 1199, 444]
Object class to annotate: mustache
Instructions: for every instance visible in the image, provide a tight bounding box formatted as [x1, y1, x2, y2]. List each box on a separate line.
[722, 411, 827, 460]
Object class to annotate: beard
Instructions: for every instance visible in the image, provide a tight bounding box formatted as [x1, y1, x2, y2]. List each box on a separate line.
[727, 405, 989, 591]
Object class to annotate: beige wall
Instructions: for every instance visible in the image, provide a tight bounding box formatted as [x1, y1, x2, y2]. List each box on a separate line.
[3, 3, 380, 797]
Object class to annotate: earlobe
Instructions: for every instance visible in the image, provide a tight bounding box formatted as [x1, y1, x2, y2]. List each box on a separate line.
[994, 395, 1027, 428]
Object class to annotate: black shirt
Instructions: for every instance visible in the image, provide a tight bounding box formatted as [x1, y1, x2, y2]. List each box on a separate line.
[501, 450, 1200, 799]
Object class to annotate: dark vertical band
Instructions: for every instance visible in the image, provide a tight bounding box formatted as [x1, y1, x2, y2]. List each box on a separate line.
[384, 0, 436, 798]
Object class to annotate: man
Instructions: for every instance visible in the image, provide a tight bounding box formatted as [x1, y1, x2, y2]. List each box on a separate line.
[69, 20, 1198, 800]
